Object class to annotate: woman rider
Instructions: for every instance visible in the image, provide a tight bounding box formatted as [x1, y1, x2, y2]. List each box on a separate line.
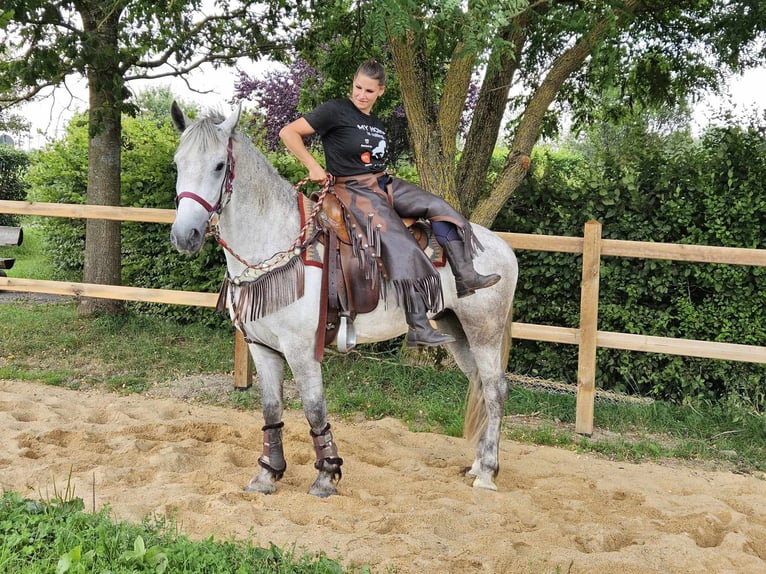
[279, 59, 500, 347]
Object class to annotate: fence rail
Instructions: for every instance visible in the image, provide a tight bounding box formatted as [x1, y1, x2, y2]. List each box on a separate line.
[1, 199, 764, 434]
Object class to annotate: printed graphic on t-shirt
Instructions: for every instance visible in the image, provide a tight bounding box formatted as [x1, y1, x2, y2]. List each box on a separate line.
[371, 139, 386, 160]
[357, 124, 386, 168]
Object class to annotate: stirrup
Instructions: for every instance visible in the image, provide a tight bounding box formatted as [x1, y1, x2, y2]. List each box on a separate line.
[337, 313, 356, 353]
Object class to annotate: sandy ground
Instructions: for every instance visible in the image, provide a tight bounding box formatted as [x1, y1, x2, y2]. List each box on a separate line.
[2, 378, 766, 574]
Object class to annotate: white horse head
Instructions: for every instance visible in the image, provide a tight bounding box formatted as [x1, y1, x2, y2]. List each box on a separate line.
[170, 100, 241, 254]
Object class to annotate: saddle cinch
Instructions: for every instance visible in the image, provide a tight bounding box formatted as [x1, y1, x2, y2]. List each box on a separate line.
[312, 191, 442, 361]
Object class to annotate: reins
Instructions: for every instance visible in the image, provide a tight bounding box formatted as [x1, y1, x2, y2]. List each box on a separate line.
[209, 167, 331, 276]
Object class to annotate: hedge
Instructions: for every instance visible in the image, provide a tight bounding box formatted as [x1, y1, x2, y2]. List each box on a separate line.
[494, 120, 765, 409]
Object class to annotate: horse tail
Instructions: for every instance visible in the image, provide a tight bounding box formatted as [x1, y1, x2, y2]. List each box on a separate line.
[463, 300, 513, 445]
[463, 375, 486, 446]
[500, 300, 514, 372]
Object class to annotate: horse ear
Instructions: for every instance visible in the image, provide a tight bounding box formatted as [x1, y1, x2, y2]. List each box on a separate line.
[170, 100, 187, 133]
[219, 102, 242, 136]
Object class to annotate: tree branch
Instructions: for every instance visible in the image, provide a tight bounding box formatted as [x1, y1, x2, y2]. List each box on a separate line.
[436, 42, 475, 158]
[470, 0, 646, 226]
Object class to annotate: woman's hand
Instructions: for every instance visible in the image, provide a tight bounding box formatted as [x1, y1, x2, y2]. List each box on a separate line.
[308, 165, 329, 183]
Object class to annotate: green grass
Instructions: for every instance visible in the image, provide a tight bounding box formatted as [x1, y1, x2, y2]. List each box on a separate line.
[0, 301, 233, 392]
[0, 222, 60, 281]
[322, 349, 468, 435]
[0, 490, 362, 574]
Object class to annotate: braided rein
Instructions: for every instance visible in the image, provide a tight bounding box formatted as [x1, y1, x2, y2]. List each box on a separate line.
[210, 177, 330, 274]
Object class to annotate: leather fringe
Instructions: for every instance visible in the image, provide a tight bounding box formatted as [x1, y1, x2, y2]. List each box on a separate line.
[391, 273, 444, 313]
[217, 256, 305, 323]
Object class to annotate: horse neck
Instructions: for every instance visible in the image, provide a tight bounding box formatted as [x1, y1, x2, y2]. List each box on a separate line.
[217, 138, 302, 269]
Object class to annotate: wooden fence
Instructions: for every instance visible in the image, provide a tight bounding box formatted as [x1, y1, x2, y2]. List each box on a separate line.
[1, 199, 765, 435]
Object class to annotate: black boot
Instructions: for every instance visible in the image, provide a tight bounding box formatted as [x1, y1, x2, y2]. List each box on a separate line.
[405, 289, 456, 348]
[443, 240, 501, 298]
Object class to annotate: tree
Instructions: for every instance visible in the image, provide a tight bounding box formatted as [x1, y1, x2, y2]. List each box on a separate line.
[234, 60, 320, 152]
[26, 88, 229, 323]
[0, 109, 30, 147]
[0, 1, 296, 314]
[300, 0, 766, 227]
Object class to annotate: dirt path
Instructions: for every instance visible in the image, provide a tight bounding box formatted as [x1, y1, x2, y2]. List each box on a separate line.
[2, 378, 766, 573]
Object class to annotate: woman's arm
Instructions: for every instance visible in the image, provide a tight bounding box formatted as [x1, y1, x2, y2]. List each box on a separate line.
[279, 118, 327, 183]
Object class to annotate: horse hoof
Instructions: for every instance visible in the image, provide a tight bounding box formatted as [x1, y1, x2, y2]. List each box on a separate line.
[472, 476, 498, 491]
[308, 484, 338, 498]
[309, 477, 338, 498]
[464, 463, 479, 478]
[245, 475, 277, 494]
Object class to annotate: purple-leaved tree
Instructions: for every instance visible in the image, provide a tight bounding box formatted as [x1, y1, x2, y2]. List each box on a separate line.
[234, 60, 319, 151]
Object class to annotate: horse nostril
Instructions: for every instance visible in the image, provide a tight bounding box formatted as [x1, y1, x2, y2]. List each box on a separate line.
[170, 226, 204, 254]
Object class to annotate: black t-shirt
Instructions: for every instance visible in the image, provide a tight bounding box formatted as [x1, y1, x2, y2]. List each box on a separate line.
[303, 98, 388, 176]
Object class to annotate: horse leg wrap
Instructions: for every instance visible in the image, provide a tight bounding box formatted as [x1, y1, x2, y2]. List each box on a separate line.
[258, 421, 286, 480]
[310, 423, 343, 481]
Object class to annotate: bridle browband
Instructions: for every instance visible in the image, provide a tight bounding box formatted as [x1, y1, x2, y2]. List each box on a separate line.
[176, 137, 236, 217]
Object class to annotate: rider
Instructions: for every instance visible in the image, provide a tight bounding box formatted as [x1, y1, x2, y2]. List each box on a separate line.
[279, 59, 500, 347]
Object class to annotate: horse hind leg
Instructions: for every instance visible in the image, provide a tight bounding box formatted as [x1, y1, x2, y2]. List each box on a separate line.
[466, 304, 512, 491]
[439, 309, 509, 491]
[464, 369, 508, 491]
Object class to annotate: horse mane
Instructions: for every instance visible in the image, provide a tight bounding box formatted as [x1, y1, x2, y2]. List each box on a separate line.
[177, 108, 295, 202]
[176, 109, 229, 154]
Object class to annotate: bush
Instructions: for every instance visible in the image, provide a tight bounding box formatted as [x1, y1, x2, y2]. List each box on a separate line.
[25, 103, 227, 324]
[0, 144, 29, 226]
[495, 119, 766, 408]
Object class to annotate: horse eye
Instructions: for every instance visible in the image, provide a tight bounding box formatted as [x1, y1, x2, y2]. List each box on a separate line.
[215, 161, 225, 171]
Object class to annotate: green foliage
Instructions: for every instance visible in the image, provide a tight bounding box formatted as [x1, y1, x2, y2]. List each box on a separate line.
[24, 115, 89, 276]
[0, 110, 30, 144]
[0, 143, 29, 226]
[0, 2, 295, 110]
[496, 117, 766, 408]
[0, 491, 361, 573]
[24, 96, 229, 323]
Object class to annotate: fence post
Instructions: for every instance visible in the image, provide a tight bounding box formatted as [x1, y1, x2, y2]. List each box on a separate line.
[233, 329, 253, 389]
[575, 220, 602, 435]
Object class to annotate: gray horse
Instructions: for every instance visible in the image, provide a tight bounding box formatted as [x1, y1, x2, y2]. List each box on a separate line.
[169, 102, 519, 497]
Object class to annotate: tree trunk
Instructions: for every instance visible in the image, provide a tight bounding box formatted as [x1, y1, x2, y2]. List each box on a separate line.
[457, 21, 526, 216]
[389, 1, 648, 229]
[470, 19, 617, 228]
[78, 3, 124, 315]
[388, 31, 463, 211]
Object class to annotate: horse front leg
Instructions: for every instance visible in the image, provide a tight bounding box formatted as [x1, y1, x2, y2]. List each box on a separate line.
[286, 350, 343, 498]
[245, 342, 287, 494]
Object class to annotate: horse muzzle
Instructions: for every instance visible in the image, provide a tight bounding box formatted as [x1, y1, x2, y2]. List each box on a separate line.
[170, 224, 206, 255]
